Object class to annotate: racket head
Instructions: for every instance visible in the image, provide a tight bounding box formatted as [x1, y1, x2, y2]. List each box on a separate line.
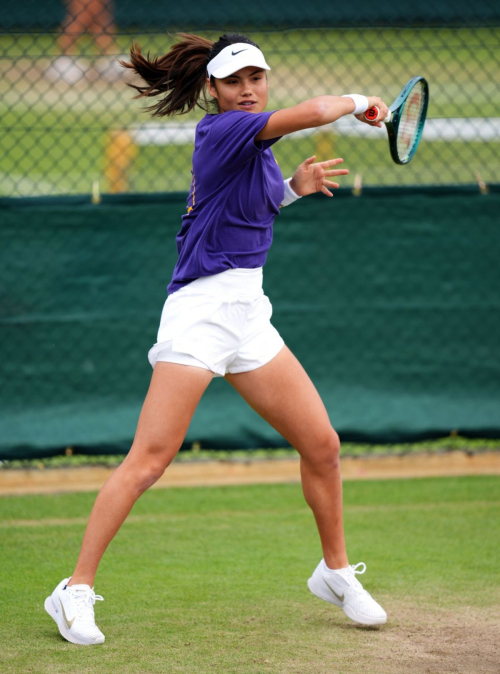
[386, 76, 429, 165]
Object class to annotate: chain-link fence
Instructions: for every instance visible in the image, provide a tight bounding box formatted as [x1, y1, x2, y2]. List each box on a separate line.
[1, 1, 499, 197]
[1, 3, 500, 459]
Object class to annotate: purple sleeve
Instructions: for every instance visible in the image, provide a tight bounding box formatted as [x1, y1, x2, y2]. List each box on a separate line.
[208, 110, 280, 169]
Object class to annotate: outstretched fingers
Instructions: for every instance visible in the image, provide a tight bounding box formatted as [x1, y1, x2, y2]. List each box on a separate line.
[296, 155, 348, 197]
[302, 155, 317, 167]
[319, 158, 345, 168]
[321, 158, 349, 179]
[324, 169, 350, 177]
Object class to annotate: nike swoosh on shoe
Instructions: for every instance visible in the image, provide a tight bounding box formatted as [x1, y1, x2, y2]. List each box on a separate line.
[60, 599, 75, 628]
[322, 578, 344, 602]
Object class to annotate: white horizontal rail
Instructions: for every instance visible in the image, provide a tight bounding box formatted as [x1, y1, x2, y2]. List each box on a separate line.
[130, 117, 500, 146]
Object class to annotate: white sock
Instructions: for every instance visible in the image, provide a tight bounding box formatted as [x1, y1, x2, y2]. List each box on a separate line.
[323, 560, 349, 574]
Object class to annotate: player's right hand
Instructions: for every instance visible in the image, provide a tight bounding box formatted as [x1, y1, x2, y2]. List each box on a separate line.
[355, 96, 389, 127]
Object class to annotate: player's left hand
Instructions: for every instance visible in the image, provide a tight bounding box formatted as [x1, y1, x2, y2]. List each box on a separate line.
[290, 156, 349, 198]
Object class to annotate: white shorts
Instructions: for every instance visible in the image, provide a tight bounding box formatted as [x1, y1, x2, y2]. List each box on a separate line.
[148, 268, 285, 377]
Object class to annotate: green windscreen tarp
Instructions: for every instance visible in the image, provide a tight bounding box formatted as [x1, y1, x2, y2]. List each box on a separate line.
[1, 187, 499, 459]
[3, 0, 499, 30]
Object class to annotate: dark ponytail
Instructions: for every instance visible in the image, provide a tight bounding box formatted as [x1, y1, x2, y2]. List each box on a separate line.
[121, 32, 260, 117]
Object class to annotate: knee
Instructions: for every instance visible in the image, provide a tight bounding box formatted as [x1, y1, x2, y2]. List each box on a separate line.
[320, 429, 341, 466]
[121, 444, 177, 493]
[303, 429, 341, 471]
[136, 463, 168, 493]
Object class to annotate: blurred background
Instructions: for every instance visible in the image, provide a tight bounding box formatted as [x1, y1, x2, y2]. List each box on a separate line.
[1, 1, 499, 459]
[1, 1, 500, 194]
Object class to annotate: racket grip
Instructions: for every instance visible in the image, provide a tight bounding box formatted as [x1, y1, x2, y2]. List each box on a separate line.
[364, 106, 391, 123]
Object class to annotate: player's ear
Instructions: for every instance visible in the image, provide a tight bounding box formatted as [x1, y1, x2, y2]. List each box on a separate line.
[207, 77, 218, 100]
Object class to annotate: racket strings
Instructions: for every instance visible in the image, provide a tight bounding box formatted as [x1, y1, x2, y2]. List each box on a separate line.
[397, 81, 426, 163]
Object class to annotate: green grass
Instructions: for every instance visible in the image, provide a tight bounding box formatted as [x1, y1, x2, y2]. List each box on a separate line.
[0, 476, 499, 673]
[1, 27, 499, 196]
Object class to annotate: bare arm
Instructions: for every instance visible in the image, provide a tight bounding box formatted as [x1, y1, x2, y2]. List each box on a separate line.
[255, 95, 388, 141]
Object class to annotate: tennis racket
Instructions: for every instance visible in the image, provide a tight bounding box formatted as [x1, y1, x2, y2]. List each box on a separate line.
[365, 76, 429, 165]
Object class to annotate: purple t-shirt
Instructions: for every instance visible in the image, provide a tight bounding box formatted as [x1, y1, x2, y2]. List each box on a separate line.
[167, 110, 284, 295]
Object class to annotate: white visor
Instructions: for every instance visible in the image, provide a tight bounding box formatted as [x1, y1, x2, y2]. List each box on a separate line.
[207, 43, 271, 79]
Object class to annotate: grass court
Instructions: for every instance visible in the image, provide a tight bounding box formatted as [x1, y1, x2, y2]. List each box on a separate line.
[1, 475, 499, 673]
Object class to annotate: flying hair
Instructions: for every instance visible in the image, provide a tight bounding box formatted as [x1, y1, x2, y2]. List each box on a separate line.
[121, 33, 260, 117]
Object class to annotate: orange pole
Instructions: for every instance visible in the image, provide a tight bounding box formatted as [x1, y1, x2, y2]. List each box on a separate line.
[104, 130, 137, 193]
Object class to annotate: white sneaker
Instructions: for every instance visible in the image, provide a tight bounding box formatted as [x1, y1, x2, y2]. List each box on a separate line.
[44, 577, 105, 645]
[308, 560, 387, 626]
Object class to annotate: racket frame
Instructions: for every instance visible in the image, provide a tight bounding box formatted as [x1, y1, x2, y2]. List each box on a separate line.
[385, 76, 429, 165]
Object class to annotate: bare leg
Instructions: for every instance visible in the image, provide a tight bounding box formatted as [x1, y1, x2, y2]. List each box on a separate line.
[226, 346, 348, 569]
[68, 363, 213, 587]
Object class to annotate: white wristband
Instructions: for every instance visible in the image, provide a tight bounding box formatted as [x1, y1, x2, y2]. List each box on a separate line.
[341, 94, 369, 115]
[281, 178, 302, 207]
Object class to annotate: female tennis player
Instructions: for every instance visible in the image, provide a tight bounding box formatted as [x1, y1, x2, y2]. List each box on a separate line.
[45, 32, 389, 645]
